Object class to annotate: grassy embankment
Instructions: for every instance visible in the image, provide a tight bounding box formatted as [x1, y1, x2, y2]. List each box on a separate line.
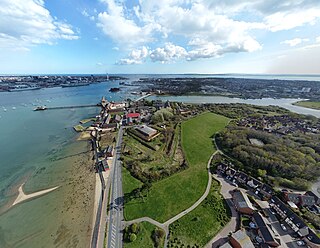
[168, 179, 231, 247]
[123, 112, 230, 222]
[293, 100, 320, 110]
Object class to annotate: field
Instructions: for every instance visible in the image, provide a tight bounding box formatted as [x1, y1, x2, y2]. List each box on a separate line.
[168, 179, 231, 247]
[122, 167, 143, 194]
[123, 112, 230, 222]
[293, 100, 320, 110]
[123, 222, 164, 248]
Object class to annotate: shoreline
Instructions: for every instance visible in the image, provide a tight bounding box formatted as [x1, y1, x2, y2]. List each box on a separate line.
[12, 183, 59, 207]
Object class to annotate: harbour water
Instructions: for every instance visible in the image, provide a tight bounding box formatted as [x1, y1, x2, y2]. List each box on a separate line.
[0, 74, 319, 247]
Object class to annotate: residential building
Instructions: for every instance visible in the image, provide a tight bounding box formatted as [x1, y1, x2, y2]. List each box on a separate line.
[232, 190, 254, 215]
[135, 125, 159, 141]
[252, 212, 280, 247]
[230, 229, 255, 248]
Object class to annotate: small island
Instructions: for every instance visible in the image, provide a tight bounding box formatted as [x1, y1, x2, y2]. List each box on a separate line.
[293, 100, 320, 110]
[109, 87, 121, 92]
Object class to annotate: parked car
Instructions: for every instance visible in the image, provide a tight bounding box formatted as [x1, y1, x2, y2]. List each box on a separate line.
[231, 182, 238, 187]
[280, 224, 287, 231]
[296, 240, 306, 246]
[270, 209, 276, 215]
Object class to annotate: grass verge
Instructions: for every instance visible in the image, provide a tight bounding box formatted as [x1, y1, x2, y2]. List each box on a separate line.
[293, 100, 320, 110]
[167, 179, 231, 247]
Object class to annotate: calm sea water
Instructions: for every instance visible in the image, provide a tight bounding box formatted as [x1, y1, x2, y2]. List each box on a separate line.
[0, 74, 319, 247]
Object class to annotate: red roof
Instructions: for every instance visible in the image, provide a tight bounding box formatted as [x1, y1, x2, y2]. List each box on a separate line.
[127, 113, 140, 118]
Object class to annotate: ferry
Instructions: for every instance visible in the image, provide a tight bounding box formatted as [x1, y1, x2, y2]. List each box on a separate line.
[34, 106, 47, 111]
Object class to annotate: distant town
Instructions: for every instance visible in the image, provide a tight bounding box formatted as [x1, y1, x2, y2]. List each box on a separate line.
[2, 75, 320, 101]
[0, 75, 125, 92]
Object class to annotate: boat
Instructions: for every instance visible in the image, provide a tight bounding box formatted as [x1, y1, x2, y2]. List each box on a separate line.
[34, 106, 47, 111]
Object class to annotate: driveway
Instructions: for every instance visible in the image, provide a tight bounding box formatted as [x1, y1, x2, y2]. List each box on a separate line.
[205, 173, 239, 248]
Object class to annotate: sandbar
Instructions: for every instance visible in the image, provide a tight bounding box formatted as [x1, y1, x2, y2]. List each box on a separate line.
[12, 184, 59, 206]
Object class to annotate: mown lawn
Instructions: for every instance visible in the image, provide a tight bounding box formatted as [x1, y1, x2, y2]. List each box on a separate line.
[123, 222, 164, 248]
[168, 179, 231, 247]
[293, 100, 320, 110]
[123, 112, 230, 222]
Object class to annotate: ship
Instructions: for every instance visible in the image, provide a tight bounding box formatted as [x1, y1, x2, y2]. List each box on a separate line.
[34, 106, 47, 111]
[9, 86, 41, 92]
[61, 82, 89, 87]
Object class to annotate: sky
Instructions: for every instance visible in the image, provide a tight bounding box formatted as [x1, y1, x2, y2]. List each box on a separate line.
[1, 0, 320, 74]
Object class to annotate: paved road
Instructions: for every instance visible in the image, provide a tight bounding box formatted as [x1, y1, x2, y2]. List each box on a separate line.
[106, 127, 124, 248]
[205, 174, 239, 248]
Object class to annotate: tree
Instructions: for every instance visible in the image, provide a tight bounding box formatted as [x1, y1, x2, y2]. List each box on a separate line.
[257, 169, 267, 177]
[129, 233, 137, 242]
[130, 223, 140, 234]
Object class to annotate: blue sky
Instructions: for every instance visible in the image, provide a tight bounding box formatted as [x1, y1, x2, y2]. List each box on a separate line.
[1, 0, 320, 74]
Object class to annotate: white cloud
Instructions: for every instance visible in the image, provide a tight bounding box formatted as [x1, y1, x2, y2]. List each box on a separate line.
[97, 0, 160, 47]
[117, 46, 149, 64]
[150, 43, 187, 62]
[82, 10, 89, 17]
[317, 36, 320, 43]
[0, 0, 79, 51]
[97, 0, 320, 63]
[96, 62, 103, 66]
[119, 39, 262, 64]
[281, 38, 309, 47]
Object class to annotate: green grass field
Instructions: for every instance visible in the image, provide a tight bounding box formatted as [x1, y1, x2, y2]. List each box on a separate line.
[122, 167, 143, 194]
[168, 179, 231, 247]
[123, 112, 230, 222]
[293, 100, 320, 110]
[123, 222, 164, 248]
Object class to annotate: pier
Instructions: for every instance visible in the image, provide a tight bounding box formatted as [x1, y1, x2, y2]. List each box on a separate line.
[34, 104, 100, 111]
[134, 93, 152, 102]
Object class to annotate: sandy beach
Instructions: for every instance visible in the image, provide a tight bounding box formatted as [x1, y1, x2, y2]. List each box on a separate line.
[12, 184, 59, 206]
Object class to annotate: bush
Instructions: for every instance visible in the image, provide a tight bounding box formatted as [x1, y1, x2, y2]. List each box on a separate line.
[129, 233, 137, 242]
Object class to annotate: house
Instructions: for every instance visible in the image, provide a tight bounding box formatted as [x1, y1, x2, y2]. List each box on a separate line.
[220, 242, 233, 248]
[232, 190, 254, 215]
[260, 184, 273, 200]
[270, 196, 309, 237]
[236, 171, 249, 185]
[284, 192, 301, 205]
[284, 192, 316, 207]
[113, 114, 122, 123]
[100, 123, 118, 129]
[126, 112, 140, 119]
[229, 229, 255, 248]
[305, 191, 320, 205]
[304, 228, 320, 248]
[135, 125, 159, 141]
[252, 212, 280, 247]
[105, 145, 114, 157]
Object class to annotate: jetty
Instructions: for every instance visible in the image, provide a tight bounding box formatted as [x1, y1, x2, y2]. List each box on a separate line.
[33, 104, 100, 111]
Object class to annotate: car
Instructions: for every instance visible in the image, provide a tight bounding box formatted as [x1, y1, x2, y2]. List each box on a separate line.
[270, 209, 276, 215]
[255, 236, 263, 243]
[231, 182, 238, 187]
[280, 224, 287, 231]
[296, 240, 306, 246]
